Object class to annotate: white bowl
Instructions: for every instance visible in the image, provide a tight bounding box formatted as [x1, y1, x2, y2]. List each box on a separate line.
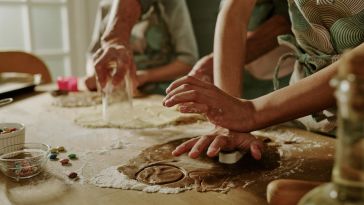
[0, 123, 25, 154]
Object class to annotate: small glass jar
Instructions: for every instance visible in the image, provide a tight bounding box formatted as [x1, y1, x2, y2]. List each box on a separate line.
[298, 55, 364, 204]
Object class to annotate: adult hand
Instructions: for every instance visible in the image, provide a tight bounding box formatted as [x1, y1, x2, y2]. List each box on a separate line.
[188, 54, 213, 83]
[172, 127, 263, 160]
[85, 75, 97, 91]
[93, 43, 137, 89]
[163, 76, 257, 132]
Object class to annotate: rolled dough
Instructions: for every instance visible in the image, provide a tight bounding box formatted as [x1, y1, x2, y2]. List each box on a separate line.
[118, 138, 282, 193]
[53, 92, 103, 107]
[74, 95, 205, 129]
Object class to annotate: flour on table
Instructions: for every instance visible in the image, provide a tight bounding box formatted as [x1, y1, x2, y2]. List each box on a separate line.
[75, 96, 205, 129]
[53, 92, 103, 107]
[90, 166, 192, 194]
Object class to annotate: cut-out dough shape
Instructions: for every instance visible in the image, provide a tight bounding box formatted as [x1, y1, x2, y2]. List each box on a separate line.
[118, 138, 282, 193]
[136, 164, 185, 185]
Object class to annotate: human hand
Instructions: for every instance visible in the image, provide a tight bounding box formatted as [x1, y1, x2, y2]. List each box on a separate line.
[136, 70, 149, 87]
[172, 127, 263, 160]
[85, 75, 97, 91]
[163, 76, 257, 132]
[93, 43, 137, 89]
[188, 54, 213, 83]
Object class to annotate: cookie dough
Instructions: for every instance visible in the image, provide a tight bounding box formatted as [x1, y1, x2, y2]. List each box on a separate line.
[118, 138, 281, 193]
[75, 95, 205, 129]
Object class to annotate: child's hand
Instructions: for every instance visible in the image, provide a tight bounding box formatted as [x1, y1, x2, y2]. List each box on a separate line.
[93, 44, 136, 89]
[188, 54, 213, 83]
[163, 76, 257, 133]
[172, 127, 263, 160]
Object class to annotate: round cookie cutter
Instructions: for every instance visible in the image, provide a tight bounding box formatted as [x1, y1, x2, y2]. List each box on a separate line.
[135, 162, 188, 185]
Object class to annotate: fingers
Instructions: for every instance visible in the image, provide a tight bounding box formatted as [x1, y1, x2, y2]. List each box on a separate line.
[172, 138, 199, 157]
[112, 63, 127, 86]
[163, 82, 215, 108]
[166, 76, 212, 94]
[173, 130, 264, 162]
[94, 48, 113, 88]
[164, 90, 203, 107]
[178, 102, 209, 114]
[188, 135, 215, 158]
[93, 46, 133, 88]
[85, 75, 97, 91]
[207, 135, 227, 157]
[250, 141, 263, 160]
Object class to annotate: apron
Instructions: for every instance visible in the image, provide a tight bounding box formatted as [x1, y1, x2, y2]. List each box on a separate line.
[273, 0, 364, 133]
[131, 2, 174, 95]
[91, 0, 174, 95]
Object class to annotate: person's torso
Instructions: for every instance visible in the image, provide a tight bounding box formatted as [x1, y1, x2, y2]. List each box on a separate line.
[130, 2, 174, 70]
[99, 0, 174, 70]
[288, 0, 364, 57]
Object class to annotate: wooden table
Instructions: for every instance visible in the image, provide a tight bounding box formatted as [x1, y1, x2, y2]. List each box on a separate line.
[0, 92, 335, 205]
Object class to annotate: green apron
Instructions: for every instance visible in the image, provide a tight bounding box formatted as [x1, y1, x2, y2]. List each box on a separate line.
[273, 0, 364, 133]
[132, 2, 174, 95]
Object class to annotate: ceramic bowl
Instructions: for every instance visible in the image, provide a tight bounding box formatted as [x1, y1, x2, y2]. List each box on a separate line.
[0, 123, 25, 153]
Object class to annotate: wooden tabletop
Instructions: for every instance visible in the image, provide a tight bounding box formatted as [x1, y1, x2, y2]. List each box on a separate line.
[0, 92, 335, 205]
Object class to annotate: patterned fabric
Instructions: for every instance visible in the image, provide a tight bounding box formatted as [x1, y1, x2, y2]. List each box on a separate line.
[131, 3, 174, 70]
[282, 0, 364, 79]
[274, 0, 364, 133]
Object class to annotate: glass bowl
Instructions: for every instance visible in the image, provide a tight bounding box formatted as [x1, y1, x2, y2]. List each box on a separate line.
[0, 143, 49, 181]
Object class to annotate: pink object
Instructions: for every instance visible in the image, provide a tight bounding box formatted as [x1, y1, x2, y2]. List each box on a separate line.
[57, 76, 78, 91]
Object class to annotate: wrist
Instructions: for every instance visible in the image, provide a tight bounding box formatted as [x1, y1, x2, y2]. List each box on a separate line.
[101, 37, 130, 50]
[250, 97, 276, 131]
[137, 70, 150, 85]
[237, 99, 260, 132]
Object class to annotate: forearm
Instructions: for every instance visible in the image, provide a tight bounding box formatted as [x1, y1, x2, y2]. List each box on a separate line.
[101, 0, 141, 45]
[213, 0, 256, 97]
[138, 60, 192, 84]
[245, 15, 291, 64]
[251, 63, 338, 130]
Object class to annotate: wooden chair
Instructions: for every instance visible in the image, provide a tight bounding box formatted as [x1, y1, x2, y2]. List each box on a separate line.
[0, 51, 52, 83]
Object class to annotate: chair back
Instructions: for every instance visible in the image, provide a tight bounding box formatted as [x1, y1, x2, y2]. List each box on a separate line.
[0, 51, 52, 83]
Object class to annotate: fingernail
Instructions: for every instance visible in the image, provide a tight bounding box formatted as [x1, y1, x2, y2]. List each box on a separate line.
[252, 145, 262, 160]
[207, 147, 220, 156]
[188, 151, 199, 159]
[165, 100, 172, 107]
[172, 150, 179, 156]
[164, 100, 169, 106]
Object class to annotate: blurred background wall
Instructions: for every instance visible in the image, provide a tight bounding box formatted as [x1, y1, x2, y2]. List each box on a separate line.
[0, 0, 220, 81]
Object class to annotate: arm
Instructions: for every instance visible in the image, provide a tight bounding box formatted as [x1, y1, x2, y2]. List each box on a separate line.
[137, 0, 198, 86]
[253, 42, 364, 130]
[163, 61, 337, 132]
[94, 0, 157, 88]
[251, 62, 337, 131]
[213, 0, 256, 97]
[137, 60, 192, 86]
[190, 12, 291, 83]
[245, 15, 291, 63]
[101, 0, 141, 45]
